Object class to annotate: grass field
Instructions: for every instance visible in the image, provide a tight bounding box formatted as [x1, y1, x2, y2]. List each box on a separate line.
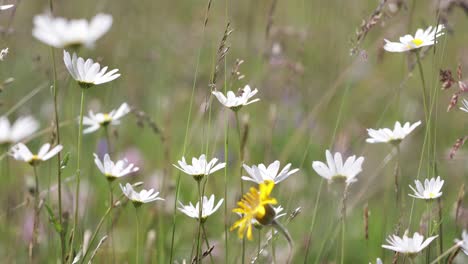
[0, 0, 468, 263]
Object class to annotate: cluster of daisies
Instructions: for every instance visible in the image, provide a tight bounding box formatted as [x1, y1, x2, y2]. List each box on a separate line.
[0, 4, 466, 262]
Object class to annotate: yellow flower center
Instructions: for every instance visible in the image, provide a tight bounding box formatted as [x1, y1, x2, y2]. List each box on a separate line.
[100, 113, 112, 126]
[428, 192, 435, 198]
[412, 38, 424, 46]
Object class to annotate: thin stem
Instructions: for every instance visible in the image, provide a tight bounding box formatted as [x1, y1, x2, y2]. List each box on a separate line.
[195, 180, 203, 263]
[303, 180, 324, 262]
[257, 229, 261, 261]
[201, 223, 214, 264]
[437, 198, 443, 262]
[271, 229, 276, 263]
[223, 111, 229, 264]
[29, 165, 40, 263]
[234, 110, 245, 264]
[341, 185, 348, 264]
[136, 207, 140, 264]
[429, 243, 460, 264]
[415, 50, 429, 117]
[395, 144, 401, 205]
[82, 195, 122, 262]
[104, 126, 112, 154]
[107, 181, 115, 262]
[69, 88, 86, 263]
[426, 201, 432, 264]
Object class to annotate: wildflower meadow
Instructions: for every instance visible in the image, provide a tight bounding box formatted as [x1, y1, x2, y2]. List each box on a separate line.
[1, 0, 468, 263]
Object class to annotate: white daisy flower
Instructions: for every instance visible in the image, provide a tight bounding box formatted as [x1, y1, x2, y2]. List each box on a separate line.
[409, 176, 444, 200]
[120, 183, 164, 206]
[366, 121, 422, 144]
[63, 50, 120, 89]
[212, 85, 260, 111]
[9, 143, 63, 166]
[93, 153, 139, 181]
[460, 99, 468, 113]
[382, 231, 438, 255]
[455, 230, 468, 255]
[82, 103, 130, 134]
[0, 4, 14, 11]
[178, 194, 224, 221]
[0, 47, 8, 61]
[0, 116, 39, 144]
[173, 154, 226, 180]
[384, 25, 445, 52]
[33, 13, 112, 48]
[242, 160, 299, 184]
[312, 150, 365, 185]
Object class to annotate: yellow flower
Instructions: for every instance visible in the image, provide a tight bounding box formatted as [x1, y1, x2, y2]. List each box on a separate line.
[230, 180, 277, 240]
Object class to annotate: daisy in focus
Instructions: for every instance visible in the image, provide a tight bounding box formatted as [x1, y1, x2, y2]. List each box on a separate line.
[120, 183, 164, 206]
[455, 230, 468, 255]
[382, 231, 437, 255]
[173, 154, 226, 181]
[384, 25, 445, 52]
[242, 160, 299, 184]
[82, 103, 130, 134]
[366, 121, 421, 145]
[0, 116, 39, 144]
[178, 194, 224, 222]
[212, 85, 259, 111]
[312, 150, 365, 185]
[63, 50, 121, 89]
[33, 13, 112, 48]
[9, 143, 63, 166]
[230, 180, 277, 240]
[409, 176, 444, 200]
[93, 153, 139, 181]
[460, 99, 468, 113]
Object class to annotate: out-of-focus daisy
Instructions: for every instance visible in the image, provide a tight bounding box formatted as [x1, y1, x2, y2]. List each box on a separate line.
[384, 25, 445, 52]
[231, 180, 277, 240]
[408, 176, 444, 200]
[82, 103, 130, 134]
[173, 154, 226, 181]
[93, 153, 139, 181]
[0, 116, 39, 144]
[0, 48, 8, 61]
[0, 4, 13, 11]
[242, 161, 299, 184]
[382, 231, 437, 255]
[33, 13, 112, 48]
[460, 99, 468, 113]
[366, 121, 421, 145]
[212, 85, 259, 111]
[178, 194, 224, 221]
[120, 183, 164, 206]
[455, 230, 468, 255]
[312, 150, 365, 185]
[9, 143, 63, 166]
[63, 51, 120, 89]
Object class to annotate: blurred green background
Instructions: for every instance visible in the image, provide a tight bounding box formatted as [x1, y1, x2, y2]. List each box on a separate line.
[0, 0, 467, 263]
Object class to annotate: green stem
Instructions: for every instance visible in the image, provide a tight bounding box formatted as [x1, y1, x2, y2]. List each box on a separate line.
[69, 88, 86, 263]
[104, 126, 112, 154]
[82, 194, 122, 262]
[341, 185, 347, 264]
[426, 201, 432, 264]
[234, 110, 245, 264]
[437, 198, 443, 263]
[136, 207, 140, 264]
[257, 229, 261, 261]
[223, 111, 229, 264]
[108, 181, 115, 262]
[195, 180, 203, 263]
[429, 243, 460, 264]
[201, 223, 214, 264]
[272, 229, 276, 263]
[415, 51, 429, 126]
[303, 180, 324, 262]
[30, 165, 40, 262]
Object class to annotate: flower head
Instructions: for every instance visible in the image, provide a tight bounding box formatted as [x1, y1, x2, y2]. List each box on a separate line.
[82, 103, 130, 134]
[33, 13, 112, 48]
[455, 230, 468, 255]
[9, 143, 63, 166]
[366, 121, 421, 144]
[384, 25, 444, 52]
[0, 47, 8, 61]
[0, 116, 39, 144]
[212, 85, 259, 111]
[63, 50, 120, 89]
[120, 183, 164, 206]
[173, 154, 226, 180]
[312, 150, 365, 185]
[178, 194, 224, 221]
[230, 180, 278, 240]
[460, 99, 468, 113]
[94, 153, 139, 181]
[382, 231, 437, 255]
[242, 161, 299, 184]
[409, 176, 444, 200]
[0, 4, 13, 11]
